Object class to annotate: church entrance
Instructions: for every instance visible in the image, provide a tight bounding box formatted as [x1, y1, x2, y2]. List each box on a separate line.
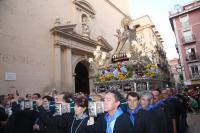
[75, 62, 90, 94]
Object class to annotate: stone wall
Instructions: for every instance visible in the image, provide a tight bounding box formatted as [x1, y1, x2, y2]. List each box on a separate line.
[0, 0, 129, 95]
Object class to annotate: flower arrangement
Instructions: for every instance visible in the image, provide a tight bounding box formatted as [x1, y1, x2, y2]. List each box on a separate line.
[97, 63, 159, 82]
[97, 63, 132, 82]
[145, 64, 158, 78]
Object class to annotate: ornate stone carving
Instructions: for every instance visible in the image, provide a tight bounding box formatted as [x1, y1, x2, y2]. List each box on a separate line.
[113, 17, 138, 56]
[82, 14, 90, 37]
[73, 0, 96, 17]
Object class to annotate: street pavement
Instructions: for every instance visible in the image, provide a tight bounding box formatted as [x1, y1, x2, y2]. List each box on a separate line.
[187, 113, 200, 133]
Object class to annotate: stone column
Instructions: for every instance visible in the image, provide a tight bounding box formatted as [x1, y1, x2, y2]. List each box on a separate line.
[61, 48, 73, 92]
[72, 73, 76, 92]
[54, 45, 61, 90]
[89, 75, 95, 93]
[88, 65, 97, 93]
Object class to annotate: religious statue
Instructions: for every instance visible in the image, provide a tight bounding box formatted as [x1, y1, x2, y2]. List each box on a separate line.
[82, 14, 90, 37]
[114, 29, 123, 43]
[123, 24, 134, 44]
[113, 17, 137, 55]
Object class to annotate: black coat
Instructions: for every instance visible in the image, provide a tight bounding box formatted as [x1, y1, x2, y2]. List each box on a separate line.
[162, 100, 174, 133]
[127, 109, 159, 133]
[150, 106, 168, 133]
[88, 113, 134, 133]
[4, 109, 37, 133]
[38, 106, 90, 133]
[0, 106, 8, 133]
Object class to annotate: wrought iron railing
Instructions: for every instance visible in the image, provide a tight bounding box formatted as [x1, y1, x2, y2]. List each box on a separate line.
[191, 72, 200, 80]
[182, 35, 196, 44]
[186, 54, 200, 63]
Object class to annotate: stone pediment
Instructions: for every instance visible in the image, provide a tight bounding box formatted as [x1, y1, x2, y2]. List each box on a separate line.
[73, 0, 96, 17]
[97, 36, 113, 51]
[51, 24, 113, 52]
[51, 24, 77, 33]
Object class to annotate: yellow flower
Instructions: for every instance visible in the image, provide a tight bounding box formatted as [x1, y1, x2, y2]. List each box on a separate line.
[100, 76, 105, 81]
[150, 72, 155, 77]
[118, 72, 125, 80]
[108, 73, 114, 79]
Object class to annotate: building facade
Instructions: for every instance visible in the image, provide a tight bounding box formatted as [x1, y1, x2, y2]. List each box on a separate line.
[132, 15, 171, 88]
[168, 58, 183, 88]
[0, 0, 130, 95]
[169, 0, 200, 87]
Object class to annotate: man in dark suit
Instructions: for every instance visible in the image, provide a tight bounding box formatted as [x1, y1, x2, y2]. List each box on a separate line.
[0, 95, 9, 133]
[87, 90, 133, 133]
[126, 91, 159, 133]
[161, 88, 177, 133]
[151, 89, 168, 133]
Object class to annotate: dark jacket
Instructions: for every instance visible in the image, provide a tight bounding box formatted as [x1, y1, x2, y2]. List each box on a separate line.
[4, 109, 37, 133]
[150, 106, 168, 133]
[162, 100, 174, 133]
[38, 106, 90, 133]
[88, 113, 134, 133]
[126, 109, 159, 133]
[0, 106, 8, 133]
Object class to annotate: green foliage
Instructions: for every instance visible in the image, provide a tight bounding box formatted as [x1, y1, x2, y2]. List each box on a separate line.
[126, 64, 134, 78]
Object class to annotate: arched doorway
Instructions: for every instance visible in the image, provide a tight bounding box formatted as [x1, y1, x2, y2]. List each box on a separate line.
[75, 62, 89, 94]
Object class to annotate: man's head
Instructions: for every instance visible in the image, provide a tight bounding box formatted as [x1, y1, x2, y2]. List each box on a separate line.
[42, 95, 55, 102]
[104, 90, 122, 114]
[26, 94, 32, 100]
[8, 93, 14, 101]
[166, 88, 173, 97]
[161, 89, 168, 99]
[140, 92, 153, 109]
[32, 93, 41, 100]
[151, 89, 161, 103]
[93, 94, 103, 102]
[126, 92, 140, 111]
[0, 95, 9, 106]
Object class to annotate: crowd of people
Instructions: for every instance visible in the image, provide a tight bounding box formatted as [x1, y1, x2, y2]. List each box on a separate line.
[0, 87, 196, 133]
[184, 87, 200, 113]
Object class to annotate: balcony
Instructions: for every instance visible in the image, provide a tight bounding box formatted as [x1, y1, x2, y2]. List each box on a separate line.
[186, 54, 200, 63]
[182, 35, 196, 44]
[191, 72, 200, 81]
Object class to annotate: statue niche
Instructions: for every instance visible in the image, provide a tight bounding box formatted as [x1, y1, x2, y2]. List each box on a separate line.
[82, 14, 90, 37]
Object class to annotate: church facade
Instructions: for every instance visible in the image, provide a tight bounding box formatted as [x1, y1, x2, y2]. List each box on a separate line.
[0, 0, 130, 95]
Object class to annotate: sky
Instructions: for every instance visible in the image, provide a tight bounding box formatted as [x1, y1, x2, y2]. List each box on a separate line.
[129, 0, 193, 60]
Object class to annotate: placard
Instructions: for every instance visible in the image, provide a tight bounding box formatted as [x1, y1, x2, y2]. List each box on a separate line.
[5, 72, 16, 81]
[88, 102, 97, 117]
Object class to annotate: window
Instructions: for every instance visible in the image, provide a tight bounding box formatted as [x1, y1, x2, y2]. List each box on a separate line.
[180, 15, 189, 28]
[191, 65, 200, 79]
[191, 65, 198, 74]
[183, 30, 193, 43]
[186, 48, 196, 61]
